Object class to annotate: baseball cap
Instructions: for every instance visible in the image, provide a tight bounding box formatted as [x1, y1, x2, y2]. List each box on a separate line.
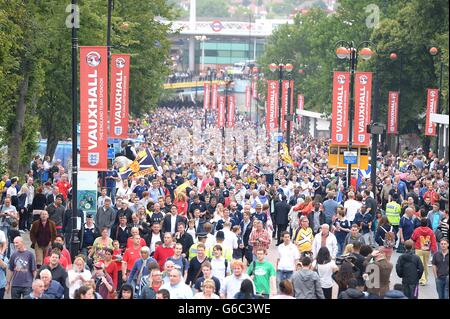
[86, 213, 93, 219]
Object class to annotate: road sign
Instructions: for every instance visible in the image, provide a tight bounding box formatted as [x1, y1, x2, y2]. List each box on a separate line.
[343, 151, 357, 164]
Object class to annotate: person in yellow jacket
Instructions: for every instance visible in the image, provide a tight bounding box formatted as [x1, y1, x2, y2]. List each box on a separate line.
[206, 231, 233, 262]
[188, 233, 208, 261]
[385, 194, 401, 233]
[293, 216, 314, 257]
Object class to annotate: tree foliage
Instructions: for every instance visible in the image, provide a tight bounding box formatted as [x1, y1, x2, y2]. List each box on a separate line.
[0, 0, 178, 175]
[257, 0, 449, 137]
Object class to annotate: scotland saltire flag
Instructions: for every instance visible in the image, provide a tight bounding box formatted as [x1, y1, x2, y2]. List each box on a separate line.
[357, 164, 371, 186]
[119, 148, 161, 179]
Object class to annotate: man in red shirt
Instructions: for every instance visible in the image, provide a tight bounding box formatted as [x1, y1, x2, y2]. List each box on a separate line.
[154, 232, 175, 270]
[423, 184, 440, 205]
[411, 218, 438, 285]
[122, 235, 143, 283]
[56, 174, 71, 201]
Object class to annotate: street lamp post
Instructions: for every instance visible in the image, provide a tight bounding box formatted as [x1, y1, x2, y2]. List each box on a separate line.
[429, 47, 444, 158]
[335, 41, 374, 189]
[195, 35, 207, 75]
[388, 52, 403, 154]
[70, 0, 80, 260]
[269, 62, 294, 167]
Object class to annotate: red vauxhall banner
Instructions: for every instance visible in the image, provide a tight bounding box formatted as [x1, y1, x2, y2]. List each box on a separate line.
[266, 80, 279, 133]
[353, 72, 372, 146]
[211, 83, 218, 110]
[80, 46, 108, 171]
[110, 54, 130, 139]
[245, 85, 251, 109]
[217, 95, 225, 128]
[252, 80, 257, 99]
[281, 80, 289, 131]
[331, 71, 350, 145]
[387, 91, 399, 134]
[227, 95, 236, 128]
[425, 88, 439, 136]
[203, 83, 210, 110]
[297, 94, 304, 123]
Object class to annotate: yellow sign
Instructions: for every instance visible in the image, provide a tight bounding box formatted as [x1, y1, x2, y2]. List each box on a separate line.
[328, 145, 369, 170]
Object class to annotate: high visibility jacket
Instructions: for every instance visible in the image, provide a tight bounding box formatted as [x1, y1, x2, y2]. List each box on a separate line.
[385, 201, 401, 226]
[294, 227, 314, 253]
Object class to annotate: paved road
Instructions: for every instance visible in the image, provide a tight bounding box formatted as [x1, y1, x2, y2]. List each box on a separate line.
[5, 233, 438, 299]
[266, 239, 438, 299]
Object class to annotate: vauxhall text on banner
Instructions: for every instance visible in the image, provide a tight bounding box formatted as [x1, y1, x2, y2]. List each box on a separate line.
[227, 95, 236, 128]
[266, 80, 279, 134]
[425, 88, 439, 136]
[110, 54, 130, 139]
[203, 83, 210, 110]
[331, 71, 350, 145]
[246, 85, 251, 109]
[80, 46, 108, 171]
[387, 91, 399, 134]
[211, 83, 218, 110]
[217, 95, 226, 128]
[353, 72, 372, 146]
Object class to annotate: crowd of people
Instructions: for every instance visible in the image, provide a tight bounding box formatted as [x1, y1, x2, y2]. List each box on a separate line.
[0, 106, 448, 300]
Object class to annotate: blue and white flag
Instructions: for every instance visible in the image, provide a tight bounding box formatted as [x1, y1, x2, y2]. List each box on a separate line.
[357, 164, 371, 186]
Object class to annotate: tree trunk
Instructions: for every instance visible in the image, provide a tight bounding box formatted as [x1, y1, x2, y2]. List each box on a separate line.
[8, 61, 30, 175]
[46, 134, 59, 161]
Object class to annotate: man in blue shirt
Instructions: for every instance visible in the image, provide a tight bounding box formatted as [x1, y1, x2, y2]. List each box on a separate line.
[398, 207, 420, 253]
[427, 203, 444, 232]
[323, 192, 338, 226]
[133, 178, 149, 200]
[105, 164, 120, 204]
[353, 205, 372, 246]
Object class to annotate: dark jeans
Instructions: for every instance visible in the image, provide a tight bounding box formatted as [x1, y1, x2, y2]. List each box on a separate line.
[19, 207, 31, 230]
[242, 246, 253, 264]
[436, 277, 449, 299]
[0, 288, 4, 299]
[276, 270, 293, 285]
[403, 283, 419, 299]
[107, 187, 116, 205]
[322, 287, 332, 299]
[276, 224, 288, 244]
[11, 286, 32, 299]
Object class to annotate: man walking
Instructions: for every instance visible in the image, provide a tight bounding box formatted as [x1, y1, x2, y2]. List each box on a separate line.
[395, 239, 424, 299]
[432, 238, 449, 299]
[6, 237, 36, 299]
[274, 195, 291, 245]
[30, 211, 57, 268]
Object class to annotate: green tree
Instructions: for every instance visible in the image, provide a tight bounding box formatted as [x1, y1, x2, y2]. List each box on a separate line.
[197, 0, 230, 19]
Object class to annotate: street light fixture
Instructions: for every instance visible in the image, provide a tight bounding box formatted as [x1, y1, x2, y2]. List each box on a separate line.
[268, 60, 295, 166]
[195, 35, 208, 75]
[335, 40, 374, 189]
[429, 46, 444, 158]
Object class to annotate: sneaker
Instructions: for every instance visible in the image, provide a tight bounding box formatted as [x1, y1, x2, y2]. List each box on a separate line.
[19, 230, 25, 234]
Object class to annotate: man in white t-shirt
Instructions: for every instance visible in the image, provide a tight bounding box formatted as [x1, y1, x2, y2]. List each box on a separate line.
[344, 192, 362, 223]
[210, 245, 230, 287]
[222, 222, 238, 250]
[276, 231, 299, 285]
[220, 260, 254, 299]
[160, 268, 193, 299]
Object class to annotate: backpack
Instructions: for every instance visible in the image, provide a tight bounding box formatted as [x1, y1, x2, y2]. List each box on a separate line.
[382, 226, 396, 248]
